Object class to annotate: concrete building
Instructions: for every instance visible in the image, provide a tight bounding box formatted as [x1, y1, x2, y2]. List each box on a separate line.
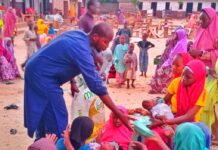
[140, 0, 218, 18]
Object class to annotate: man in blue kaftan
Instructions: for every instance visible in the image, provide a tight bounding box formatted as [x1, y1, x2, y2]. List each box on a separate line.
[24, 23, 131, 139]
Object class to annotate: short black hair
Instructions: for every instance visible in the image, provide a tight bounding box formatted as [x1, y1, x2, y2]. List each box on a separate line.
[86, 0, 97, 9]
[90, 22, 114, 39]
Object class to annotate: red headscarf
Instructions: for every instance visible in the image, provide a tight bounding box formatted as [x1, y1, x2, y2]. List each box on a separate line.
[193, 7, 218, 68]
[100, 106, 133, 150]
[176, 60, 206, 118]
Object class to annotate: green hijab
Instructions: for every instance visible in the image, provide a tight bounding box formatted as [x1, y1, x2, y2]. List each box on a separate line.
[201, 61, 218, 131]
[174, 123, 208, 150]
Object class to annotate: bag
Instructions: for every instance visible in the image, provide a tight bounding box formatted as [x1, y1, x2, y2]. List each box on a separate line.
[153, 55, 161, 65]
[71, 75, 105, 142]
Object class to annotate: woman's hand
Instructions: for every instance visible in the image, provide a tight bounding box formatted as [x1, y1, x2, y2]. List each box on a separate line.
[148, 118, 164, 129]
[130, 141, 148, 150]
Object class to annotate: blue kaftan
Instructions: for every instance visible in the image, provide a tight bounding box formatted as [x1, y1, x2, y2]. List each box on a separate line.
[24, 30, 107, 138]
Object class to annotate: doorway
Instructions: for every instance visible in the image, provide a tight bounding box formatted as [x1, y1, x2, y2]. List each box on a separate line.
[186, 2, 193, 16]
[151, 2, 157, 16]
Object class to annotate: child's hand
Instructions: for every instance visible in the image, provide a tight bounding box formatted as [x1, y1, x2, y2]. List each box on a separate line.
[45, 133, 58, 144]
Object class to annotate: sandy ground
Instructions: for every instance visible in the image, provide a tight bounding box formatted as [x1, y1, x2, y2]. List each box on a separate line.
[0, 27, 217, 150]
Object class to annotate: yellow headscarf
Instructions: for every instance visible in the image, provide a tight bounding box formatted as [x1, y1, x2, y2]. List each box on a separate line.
[37, 19, 48, 35]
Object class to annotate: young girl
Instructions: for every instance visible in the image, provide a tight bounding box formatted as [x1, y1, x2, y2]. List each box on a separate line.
[3, 37, 20, 78]
[56, 116, 94, 150]
[164, 53, 193, 113]
[138, 33, 155, 77]
[48, 23, 56, 38]
[113, 35, 128, 87]
[97, 106, 133, 150]
[123, 43, 137, 88]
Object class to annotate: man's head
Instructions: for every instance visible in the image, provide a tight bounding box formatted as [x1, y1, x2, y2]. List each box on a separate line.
[89, 22, 114, 52]
[86, 0, 98, 14]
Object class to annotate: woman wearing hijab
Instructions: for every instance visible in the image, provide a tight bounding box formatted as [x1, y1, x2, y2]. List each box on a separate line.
[3, 7, 17, 38]
[0, 38, 15, 81]
[201, 60, 218, 142]
[149, 28, 188, 94]
[97, 106, 133, 150]
[37, 19, 48, 35]
[189, 7, 218, 69]
[173, 123, 209, 150]
[164, 52, 193, 113]
[146, 60, 208, 150]
[56, 116, 94, 150]
[3, 37, 20, 78]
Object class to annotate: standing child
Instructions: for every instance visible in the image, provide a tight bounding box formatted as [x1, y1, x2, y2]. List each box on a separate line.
[123, 43, 137, 88]
[113, 35, 128, 87]
[116, 21, 132, 44]
[138, 33, 155, 77]
[48, 23, 56, 38]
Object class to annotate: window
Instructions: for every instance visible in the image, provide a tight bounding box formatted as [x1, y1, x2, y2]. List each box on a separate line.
[165, 2, 170, 10]
[197, 3, 202, 11]
[211, 3, 216, 9]
[179, 2, 183, 10]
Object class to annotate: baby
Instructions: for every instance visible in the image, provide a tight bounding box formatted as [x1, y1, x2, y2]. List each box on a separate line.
[142, 99, 174, 120]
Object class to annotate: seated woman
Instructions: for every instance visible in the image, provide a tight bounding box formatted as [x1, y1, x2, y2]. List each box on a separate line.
[165, 60, 207, 124]
[164, 53, 193, 113]
[97, 106, 133, 150]
[149, 28, 188, 94]
[189, 7, 218, 69]
[146, 60, 208, 150]
[0, 39, 14, 81]
[152, 122, 210, 150]
[56, 116, 94, 150]
[3, 37, 20, 78]
[201, 60, 218, 142]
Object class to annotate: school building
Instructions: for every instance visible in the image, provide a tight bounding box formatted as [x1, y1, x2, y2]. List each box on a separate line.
[0, 0, 73, 17]
[140, 0, 218, 18]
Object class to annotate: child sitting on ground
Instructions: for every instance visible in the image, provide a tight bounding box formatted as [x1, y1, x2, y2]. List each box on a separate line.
[123, 43, 137, 89]
[138, 33, 155, 77]
[97, 106, 133, 150]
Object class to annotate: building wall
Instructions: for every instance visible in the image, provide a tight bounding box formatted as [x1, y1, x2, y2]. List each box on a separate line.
[142, 0, 218, 12]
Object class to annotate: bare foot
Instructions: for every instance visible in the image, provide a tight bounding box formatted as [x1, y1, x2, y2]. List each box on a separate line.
[131, 84, 135, 88]
[127, 85, 130, 89]
[140, 73, 143, 76]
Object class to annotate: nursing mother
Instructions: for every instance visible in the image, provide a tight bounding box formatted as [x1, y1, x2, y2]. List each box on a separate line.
[24, 22, 131, 139]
